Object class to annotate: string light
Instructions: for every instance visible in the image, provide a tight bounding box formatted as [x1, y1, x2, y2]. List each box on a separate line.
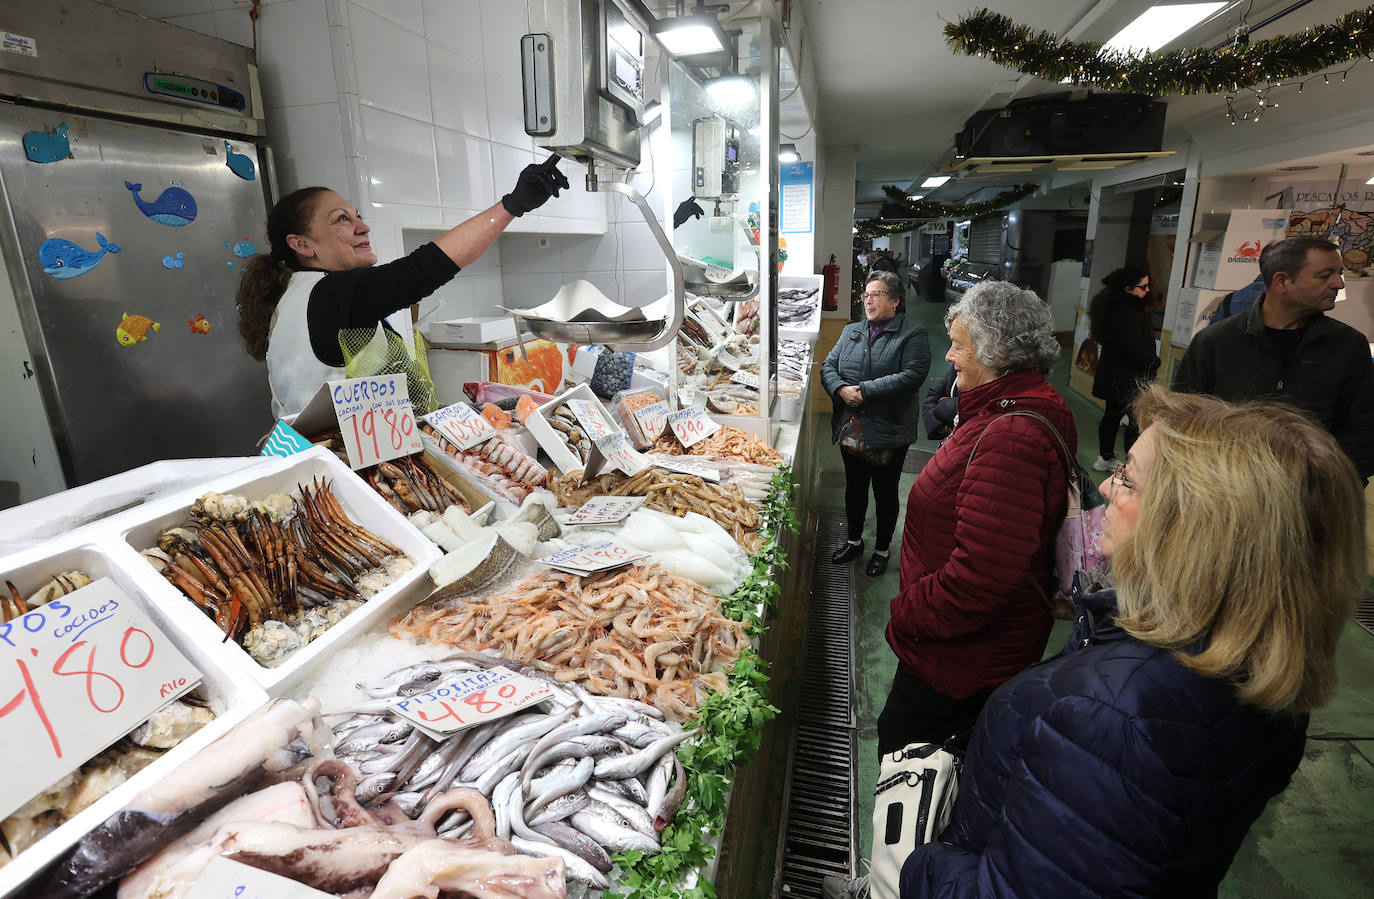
[1224, 56, 1366, 123]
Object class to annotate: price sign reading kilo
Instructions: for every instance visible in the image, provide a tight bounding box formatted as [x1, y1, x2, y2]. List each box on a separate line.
[424, 402, 495, 452]
[329, 375, 422, 470]
[0, 577, 202, 821]
[669, 408, 721, 449]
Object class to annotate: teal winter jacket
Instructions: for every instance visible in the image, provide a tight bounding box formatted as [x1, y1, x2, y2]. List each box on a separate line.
[820, 313, 931, 450]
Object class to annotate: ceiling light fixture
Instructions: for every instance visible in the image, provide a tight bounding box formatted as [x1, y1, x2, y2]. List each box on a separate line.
[778, 143, 799, 163]
[652, 1, 729, 58]
[906, 193, 927, 201]
[706, 73, 756, 110]
[922, 176, 950, 188]
[1102, 2, 1226, 55]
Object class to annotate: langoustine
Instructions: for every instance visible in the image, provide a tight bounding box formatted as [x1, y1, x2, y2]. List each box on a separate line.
[422, 425, 548, 504]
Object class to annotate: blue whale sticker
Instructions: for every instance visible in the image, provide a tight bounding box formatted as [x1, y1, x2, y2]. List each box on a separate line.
[224, 140, 256, 180]
[24, 123, 73, 163]
[231, 239, 258, 258]
[39, 233, 122, 279]
[126, 179, 197, 226]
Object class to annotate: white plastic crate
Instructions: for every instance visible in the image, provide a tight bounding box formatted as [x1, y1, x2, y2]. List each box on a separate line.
[0, 539, 268, 897]
[117, 447, 441, 697]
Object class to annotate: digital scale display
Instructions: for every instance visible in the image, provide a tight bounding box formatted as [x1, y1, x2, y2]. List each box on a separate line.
[143, 72, 246, 111]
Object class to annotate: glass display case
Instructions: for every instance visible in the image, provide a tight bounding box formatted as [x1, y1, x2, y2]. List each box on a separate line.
[945, 260, 1000, 302]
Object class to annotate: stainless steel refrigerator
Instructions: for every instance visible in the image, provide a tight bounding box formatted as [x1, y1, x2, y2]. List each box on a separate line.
[0, 0, 274, 500]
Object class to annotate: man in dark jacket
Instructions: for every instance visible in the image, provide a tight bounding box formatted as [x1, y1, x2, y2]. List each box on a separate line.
[1173, 236, 1374, 480]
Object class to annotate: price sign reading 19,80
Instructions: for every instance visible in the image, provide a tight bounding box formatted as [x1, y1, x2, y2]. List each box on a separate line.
[424, 402, 495, 452]
[669, 408, 722, 449]
[0, 577, 202, 821]
[328, 374, 423, 470]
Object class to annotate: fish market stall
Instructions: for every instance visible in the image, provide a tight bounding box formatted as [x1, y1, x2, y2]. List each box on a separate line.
[0, 364, 818, 897]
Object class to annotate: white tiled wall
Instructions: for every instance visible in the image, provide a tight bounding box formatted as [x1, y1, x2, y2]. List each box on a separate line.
[104, 0, 669, 329]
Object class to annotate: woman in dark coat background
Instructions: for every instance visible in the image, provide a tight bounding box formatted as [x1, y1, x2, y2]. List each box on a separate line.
[820, 271, 931, 576]
[1088, 264, 1159, 472]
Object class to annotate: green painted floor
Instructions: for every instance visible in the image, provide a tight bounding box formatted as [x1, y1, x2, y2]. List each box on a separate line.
[807, 292, 1374, 896]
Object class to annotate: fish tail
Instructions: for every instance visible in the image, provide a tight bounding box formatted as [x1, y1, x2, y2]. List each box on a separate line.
[151, 322, 162, 331]
[124, 181, 140, 192]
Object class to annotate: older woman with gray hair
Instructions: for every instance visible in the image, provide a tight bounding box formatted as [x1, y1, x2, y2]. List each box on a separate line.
[880, 280, 1074, 753]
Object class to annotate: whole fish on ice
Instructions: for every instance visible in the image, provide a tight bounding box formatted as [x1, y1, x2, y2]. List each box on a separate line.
[126, 180, 198, 226]
[38, 233, 121, 279]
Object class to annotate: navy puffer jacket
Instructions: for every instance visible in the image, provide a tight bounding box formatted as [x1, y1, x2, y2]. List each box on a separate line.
[902, 587, 1307, 898]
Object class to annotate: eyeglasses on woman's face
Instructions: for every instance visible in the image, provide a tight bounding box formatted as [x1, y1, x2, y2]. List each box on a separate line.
[1108, 462, 1137, 495]
[1127, 280, 1150, 292]
[863, 290, 891, 300]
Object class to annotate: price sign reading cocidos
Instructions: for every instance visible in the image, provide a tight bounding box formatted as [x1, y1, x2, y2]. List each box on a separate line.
[0, 577, 201, 820]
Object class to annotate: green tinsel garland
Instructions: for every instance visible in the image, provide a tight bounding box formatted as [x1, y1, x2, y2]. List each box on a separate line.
[855, 183, 1037, 238]
[944, 6, 1374, 96]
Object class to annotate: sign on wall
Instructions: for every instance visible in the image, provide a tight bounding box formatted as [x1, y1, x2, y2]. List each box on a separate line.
[781, 162, 813, 234]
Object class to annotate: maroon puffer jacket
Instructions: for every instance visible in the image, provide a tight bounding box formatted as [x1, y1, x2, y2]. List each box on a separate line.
[887, 368, 1075, 700]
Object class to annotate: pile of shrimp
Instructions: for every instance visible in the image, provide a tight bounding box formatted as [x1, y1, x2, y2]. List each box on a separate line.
[651, 425, 783, 466]
[389, 564, 750, 722]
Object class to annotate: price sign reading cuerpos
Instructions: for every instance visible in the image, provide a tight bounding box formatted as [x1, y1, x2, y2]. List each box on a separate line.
[424, 402, 495, 452]
[594, 432, 650, 477]
[388, 666, 553, 738]
[632, 400, 670, 442]
[0, 577, 202, 821]
[669, 407, 722, 449]
[730, 369, 761, 390]
[653, 457, 723, 483]
[565, 495, 647, 527]
[537, 540, 648, 575]
[329, 374, 422, 470]
[565, 399, 615, 441]
[187, 856, 337, 899]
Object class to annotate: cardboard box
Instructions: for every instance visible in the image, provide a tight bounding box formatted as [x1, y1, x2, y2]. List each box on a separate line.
[426, 316, 518, 346]
[1189, 209, 1289, 291]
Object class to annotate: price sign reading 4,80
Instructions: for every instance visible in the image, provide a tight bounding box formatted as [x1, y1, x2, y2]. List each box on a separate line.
[388, 666, 553, 738]
[0, 577, 201, 821]
[669, 408, 722, 449]
[328, 374, 422, 470]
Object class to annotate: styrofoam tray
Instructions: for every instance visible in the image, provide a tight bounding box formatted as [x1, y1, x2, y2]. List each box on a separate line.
[525, 382, 624, 474]
[0, 539, 268, 897]
[116, 447, 441, 697]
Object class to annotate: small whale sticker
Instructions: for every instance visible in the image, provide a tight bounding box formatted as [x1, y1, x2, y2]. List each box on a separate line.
[39, 233, 121, 279]
[24, 123, 72, 164]
[116, 313, 161, 346]
[231, 239, 258, 258]
[224, 140, 256, 180]
[126, 179, 197, 226]
[162, 251, 186, 270]
[188, 314, 211, 335]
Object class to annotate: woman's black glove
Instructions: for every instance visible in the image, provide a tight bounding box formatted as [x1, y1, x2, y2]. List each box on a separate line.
[502, 155, 571, 216]
[673, 197, 705, 228]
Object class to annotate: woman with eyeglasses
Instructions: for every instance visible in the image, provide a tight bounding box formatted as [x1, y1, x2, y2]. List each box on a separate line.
[901, 386, 1364, 898]
[820, 271, 930, 576]
[1087, 264, 1160, 473]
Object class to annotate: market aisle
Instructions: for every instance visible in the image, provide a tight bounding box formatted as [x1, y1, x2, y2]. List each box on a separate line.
[823, 287, 1374, 896]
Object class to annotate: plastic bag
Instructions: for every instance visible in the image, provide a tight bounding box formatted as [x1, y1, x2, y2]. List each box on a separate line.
[589, 351, 636, 399]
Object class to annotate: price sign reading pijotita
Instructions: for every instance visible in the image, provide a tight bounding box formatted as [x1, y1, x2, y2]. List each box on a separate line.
[388, 666, 553, 739]
[0, 578, 202, 821]
[329, 375, 422, 470]
[564, 495, 647, 527]
[669, 408, 722, 449]
[537, 540, 648, 576]
[632, 401, 670, 442]
[594, 433, 650, 476]
[425, 402, 495, 452]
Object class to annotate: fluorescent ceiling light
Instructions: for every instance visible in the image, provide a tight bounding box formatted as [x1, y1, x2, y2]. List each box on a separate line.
[778, 143, 799, 163]
[652, 12, 729, 58]
[922, 176, 949, 188]
[1102, 3, 1226, 55]
[906, 193, 926, 200]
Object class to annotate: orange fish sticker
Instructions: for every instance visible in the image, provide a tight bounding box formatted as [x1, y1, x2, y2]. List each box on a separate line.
[188, 314, 211, 335]
[116, 313, 161, 346]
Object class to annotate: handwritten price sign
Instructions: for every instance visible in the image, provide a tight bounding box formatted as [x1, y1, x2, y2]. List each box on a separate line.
[594, 433, 650, 477]
[653, 457, 723, 482]
[730, 369, 761, 390]
[389, 666, 553, 738]
[329, 375, 422, 470]
[537, 540, 648, 575]
[187, 856, 336, 899]
[632, 401, 670, 442]
[565, 495, 647, 526]
[425, 402, 495, 452]
[0, 578, 201, 821]
[565, 399, 614, 441]
[669, 408, 722, 449]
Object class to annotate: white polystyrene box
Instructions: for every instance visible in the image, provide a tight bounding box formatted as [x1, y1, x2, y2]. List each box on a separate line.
[117, 447, 441, 697]
[525, 382, 625, 474]
[0, 539, 268, 897]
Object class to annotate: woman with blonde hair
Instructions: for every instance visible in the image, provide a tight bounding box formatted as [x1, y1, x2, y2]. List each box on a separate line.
[901, 386, 1365, 897]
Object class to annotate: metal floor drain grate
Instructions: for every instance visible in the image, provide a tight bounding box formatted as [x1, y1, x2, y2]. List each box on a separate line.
[902, 449, 935, 474]
[1357, 594, 1374, 638]
[777, 510, 858, 897]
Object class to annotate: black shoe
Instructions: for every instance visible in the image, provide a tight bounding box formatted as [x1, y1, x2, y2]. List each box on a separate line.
[832, 541, 864, 564]
[865, 552, 890, 576]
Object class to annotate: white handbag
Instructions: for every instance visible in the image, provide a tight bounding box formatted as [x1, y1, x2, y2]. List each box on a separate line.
[868, 741, 962, 899]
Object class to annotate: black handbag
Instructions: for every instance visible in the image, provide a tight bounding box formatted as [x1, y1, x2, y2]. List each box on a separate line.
[838, 413, 894, 466]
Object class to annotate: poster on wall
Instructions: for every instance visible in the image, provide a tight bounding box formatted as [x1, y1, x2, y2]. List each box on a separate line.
[781, 162, 813, 234]
[1267, 180, 1374, 273]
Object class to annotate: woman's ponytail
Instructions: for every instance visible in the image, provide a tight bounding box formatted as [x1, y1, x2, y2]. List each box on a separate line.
[234, 186, 331, 360]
